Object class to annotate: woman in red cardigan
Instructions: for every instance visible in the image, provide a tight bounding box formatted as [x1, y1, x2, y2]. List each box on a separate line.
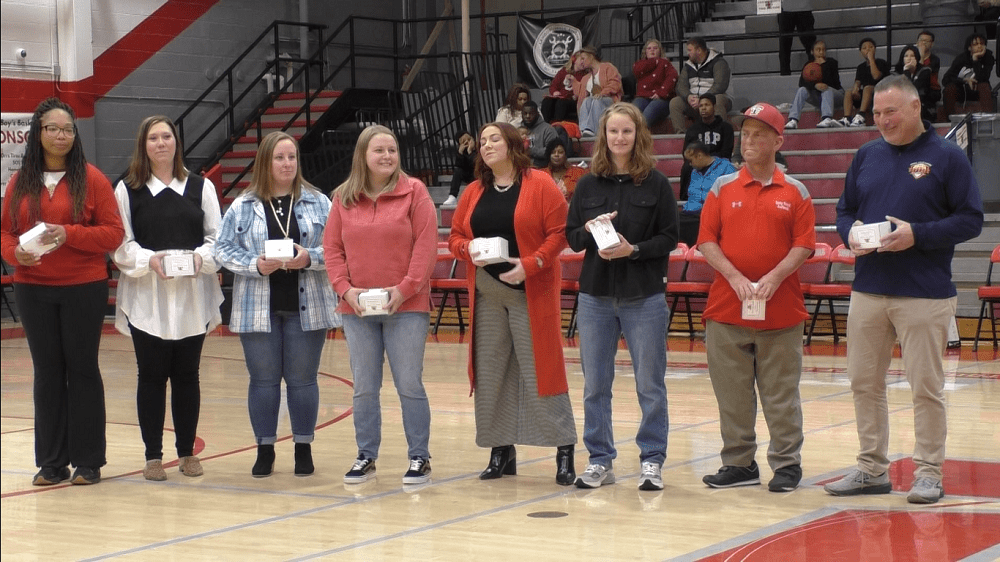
[632, 39, 679, 127]
[449, 122, 577, 486]
[0, 98, 124, 486]
[571, 46, 623, 137]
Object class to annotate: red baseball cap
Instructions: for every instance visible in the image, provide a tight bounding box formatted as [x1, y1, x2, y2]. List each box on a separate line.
[742, 102, 784, 135]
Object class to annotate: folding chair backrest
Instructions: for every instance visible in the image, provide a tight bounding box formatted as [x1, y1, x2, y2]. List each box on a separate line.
[684, 246, 716, 283]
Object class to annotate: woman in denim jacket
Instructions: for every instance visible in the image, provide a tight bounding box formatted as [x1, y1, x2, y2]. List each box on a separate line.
[216, 131, 339, 478]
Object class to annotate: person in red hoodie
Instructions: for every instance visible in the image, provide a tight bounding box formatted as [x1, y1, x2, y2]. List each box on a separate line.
[324, 125, 438, 486]
[449, 122, 578, 486]
[632, 39, 679, 127]
[1, 97, 124, 486]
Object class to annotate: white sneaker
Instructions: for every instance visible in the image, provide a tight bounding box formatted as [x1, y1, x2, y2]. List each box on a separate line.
[838, 117, 851, 127]
[442, 195, 457, 206]
[816, 117, 843, 128]
[850, 114, 867, 127]
[785, 118, 798, 130]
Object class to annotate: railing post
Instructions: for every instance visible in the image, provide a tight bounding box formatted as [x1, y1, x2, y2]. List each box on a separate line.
[350, 19, 356, 87]
[886, 0, 893, 65]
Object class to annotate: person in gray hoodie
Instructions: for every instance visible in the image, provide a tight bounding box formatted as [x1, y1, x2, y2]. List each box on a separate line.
[668, 37, 732, 134]
[521, 100, 558, 168]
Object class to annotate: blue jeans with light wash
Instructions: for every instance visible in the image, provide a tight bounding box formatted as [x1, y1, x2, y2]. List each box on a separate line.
[577, 292, 669, 467]
[788, 86, 844, 121]
[632, 97, 670, 126]
[239, 311, 326, 445]
[579, 96, 614, 134]
[342, 312, 431, 460]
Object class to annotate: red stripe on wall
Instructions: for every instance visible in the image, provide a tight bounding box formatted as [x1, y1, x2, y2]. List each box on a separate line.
[1, 0, 219, 117]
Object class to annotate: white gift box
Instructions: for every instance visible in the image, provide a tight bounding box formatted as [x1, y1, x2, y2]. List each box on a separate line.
[359, 288, 390, 316]
[742, 282, 766, 321]
[264, 238, 295, 261]
[18, 223, 56, 257]
[470, 237, 510, 264]
[162, 252, 196, 277]
[591, 220, 621, 250]
[851, 221, 892, 249]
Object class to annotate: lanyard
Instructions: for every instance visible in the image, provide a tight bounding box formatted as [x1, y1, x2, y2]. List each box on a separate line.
[268, 194, 295, 240]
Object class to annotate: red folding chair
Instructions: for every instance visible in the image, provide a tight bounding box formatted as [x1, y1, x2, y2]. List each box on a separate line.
[799, 243, 832, 343]
[667, 245, 714, 337]
[805, 243, 855, 345]
[430, 245, 468, 334]
[973, 245, 1000, 351]
[560, 249, 586, 338]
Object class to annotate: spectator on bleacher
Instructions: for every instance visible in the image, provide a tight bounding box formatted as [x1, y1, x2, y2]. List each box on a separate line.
[826, 75, 984, 504]
[669, 37, 733, 135]
[566, 103, 678, 492]
[1, 98, 123, 487]
[681, 93, 735, 192]
[842, 38, 890, 127]
[571, 46, 623, 137]
[216, 131, 339, 478]
[112, 115, 223, 482]
[785, 40, 845, 130]
[698, 103, 815, 493]
[522, 100, 558, 168]
[631, 39, 679, 127]
[894, 45, 939, 121]
[679, 141, 737, 247]
[542, 52, 584, 124]
[544, 137, 587, 201]
[325, 125, 437, 487]
[778, 0, 817, 76]
[495, 83, 531, 129]
[443, 130, 476, 206]
[916, 30, 942, 118]
[448, 122, 578, 487]
[942, 32, 996, 116]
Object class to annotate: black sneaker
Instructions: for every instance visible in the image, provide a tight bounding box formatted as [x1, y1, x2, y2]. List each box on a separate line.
[32, 466, 70, 486]
[703, 461, 760, 488]
[768, 464, 802, 492]
[402, 457, 431, 485]
[71, 466, 101, 485]
[344, 456, 376, 484]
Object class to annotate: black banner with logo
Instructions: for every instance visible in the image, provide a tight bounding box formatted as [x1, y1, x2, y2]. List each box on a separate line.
[516, 10, 599, 89]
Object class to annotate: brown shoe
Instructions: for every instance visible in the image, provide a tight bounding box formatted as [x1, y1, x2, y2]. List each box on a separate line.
[143, 459, 167, 481]
[179, 456, 204, 477]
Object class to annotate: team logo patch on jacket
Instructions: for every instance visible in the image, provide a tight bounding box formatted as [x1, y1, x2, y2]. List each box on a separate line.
[908, 161, 931, 179]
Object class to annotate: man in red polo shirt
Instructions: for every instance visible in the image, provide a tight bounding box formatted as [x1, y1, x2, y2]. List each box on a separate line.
[697, 102, 816, 493]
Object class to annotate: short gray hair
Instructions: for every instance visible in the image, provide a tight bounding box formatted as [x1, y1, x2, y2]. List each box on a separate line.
[874, 74, 919, 100]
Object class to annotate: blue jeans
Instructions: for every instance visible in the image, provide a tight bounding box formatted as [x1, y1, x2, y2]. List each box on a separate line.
[632, 97, 670, 126]
[239, 312, 326, 445]
[579, 96, 613, 134]
[342, 312, 431, 460]
[788, 86, 844, 120]
[577, 292, 669, 466]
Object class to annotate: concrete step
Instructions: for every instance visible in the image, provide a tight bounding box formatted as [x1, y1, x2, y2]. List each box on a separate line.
[744, 3, 921, 35]
[695, 18, 745, 36]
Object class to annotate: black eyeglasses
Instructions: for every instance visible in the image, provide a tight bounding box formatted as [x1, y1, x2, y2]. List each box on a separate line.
[42, 125, 76, 137]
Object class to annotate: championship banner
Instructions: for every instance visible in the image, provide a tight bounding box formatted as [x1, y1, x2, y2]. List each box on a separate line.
[517, 10, 599, 89]
[1, 113, 32, 197]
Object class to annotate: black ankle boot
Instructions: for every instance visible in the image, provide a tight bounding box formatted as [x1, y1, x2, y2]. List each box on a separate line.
[479, 445, 516, 480]
[555, 445, 575, 485]
[252, 444, 275, 478]
[294, 443, 314, 476]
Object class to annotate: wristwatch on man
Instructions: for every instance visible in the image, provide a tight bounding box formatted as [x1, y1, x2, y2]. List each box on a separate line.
[629, 244, 640, 260]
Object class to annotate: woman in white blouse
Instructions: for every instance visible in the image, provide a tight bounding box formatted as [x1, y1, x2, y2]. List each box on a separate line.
[113, 116, 224, 481]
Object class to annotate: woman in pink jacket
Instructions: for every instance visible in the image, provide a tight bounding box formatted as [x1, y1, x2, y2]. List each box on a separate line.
[324, 125, 438, 486]
[571, 46, 623, 137]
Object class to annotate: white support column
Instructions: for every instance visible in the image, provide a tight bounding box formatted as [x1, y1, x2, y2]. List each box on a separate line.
[55, 0, 93, 81]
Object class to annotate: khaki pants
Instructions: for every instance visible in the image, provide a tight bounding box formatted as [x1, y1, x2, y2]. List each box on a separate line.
[705, 320, 804, 471]
[845, 291, 956, 479]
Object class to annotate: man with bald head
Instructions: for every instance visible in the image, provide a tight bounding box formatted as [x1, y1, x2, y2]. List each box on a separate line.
[826, 75, 983, 504]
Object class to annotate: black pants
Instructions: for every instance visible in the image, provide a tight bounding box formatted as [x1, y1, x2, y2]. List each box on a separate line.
[679, 212, 701, 247]
[15, 280, 108, 469]
[449, 166, 474, 197]
[541, 97, 577, 124]
[130, 325, 206, 460]
[778, 11, 816, 75]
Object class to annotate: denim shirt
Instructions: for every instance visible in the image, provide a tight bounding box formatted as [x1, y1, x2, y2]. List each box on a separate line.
[216, 186, 340, 333]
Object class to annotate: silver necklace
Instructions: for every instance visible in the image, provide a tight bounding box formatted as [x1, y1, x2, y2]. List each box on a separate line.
[494, 182, 514, 193]
[268, 194, 294, 239]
